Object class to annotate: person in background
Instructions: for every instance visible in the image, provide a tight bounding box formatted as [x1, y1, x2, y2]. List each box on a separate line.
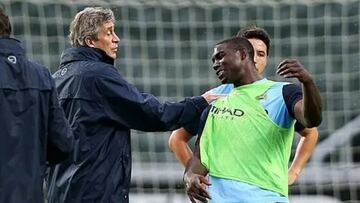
[0, 7, 74, 203]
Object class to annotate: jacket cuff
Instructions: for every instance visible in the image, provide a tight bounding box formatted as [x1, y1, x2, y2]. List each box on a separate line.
[189, 96, 208, 113]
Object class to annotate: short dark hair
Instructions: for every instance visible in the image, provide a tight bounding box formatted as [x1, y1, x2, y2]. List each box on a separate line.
[237, 25, 270, 56]
[0, 7, 11, 37]
[216, 36, 255, 62]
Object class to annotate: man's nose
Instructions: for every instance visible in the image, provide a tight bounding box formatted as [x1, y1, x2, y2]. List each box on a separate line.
[253, 56, 258, 64]
[213, 63, 220, 71]
[113, 34, 120, 43]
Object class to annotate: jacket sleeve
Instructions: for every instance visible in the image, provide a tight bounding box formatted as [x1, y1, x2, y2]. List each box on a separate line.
[47, 76, 75, 165]
[94, 67, 208, 131]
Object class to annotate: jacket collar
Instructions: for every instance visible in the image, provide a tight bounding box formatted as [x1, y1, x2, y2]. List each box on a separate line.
[60, 46, 115, 66]
[0, 37, 25, 56]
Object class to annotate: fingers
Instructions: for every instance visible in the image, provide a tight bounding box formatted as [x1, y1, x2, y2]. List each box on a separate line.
[188, 194, 197, 203]
[202, 92, 226, 104]
[276, 59, 298, 70]
[213, 94, 228, 100]
[188, 191, 209, 202]
[186, 176, 211, 202]
[187, 187, 209, 202]
[277, 67, 301, 78]
[276, 59, 313, 83]
[197, 176, 211, 199]
[199, 176, 212, 186]
[189, 182, 211, 200]
[276, 59, 306, 78]
[276, 60, 301, 75]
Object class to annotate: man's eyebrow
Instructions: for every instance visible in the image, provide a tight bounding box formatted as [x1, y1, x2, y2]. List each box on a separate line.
[212, 50, 224, 61]
[105, 25, 114, 30]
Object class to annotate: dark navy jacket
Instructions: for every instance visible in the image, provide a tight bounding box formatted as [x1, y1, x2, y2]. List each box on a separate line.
[48, 46, 208, 203]
[0, 38, 74, 203]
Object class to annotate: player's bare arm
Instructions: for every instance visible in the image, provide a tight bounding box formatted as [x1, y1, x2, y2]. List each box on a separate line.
[184, 137, 211, 203]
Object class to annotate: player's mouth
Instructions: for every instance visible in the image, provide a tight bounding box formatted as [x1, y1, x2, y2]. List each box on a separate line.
[216, 68, 225, 78]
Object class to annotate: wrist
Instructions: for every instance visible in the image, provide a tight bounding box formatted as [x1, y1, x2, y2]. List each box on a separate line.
[301, 77, 314, 85]
[289, 168, 301, 177]
[183, 171, 192, 183]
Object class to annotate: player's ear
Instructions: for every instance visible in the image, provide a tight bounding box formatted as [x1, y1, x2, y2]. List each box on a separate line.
[85, 37, 96, 48]
[239, 48, 247, 60]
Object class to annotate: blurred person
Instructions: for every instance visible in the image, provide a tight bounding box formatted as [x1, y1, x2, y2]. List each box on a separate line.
[0, 7, 74, 203]
[184, 37, 322, 202]
[168, 25, 319, 186]
[47, 7, 220, 203]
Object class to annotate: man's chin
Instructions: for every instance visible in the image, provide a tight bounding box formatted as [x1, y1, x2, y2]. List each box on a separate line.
[108, 54, 117, 59]
[220, 79, 228, 84]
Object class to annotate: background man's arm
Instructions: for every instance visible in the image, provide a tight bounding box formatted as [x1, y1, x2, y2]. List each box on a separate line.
[288, 127, 319, 185]
[168, 127, 193, 167]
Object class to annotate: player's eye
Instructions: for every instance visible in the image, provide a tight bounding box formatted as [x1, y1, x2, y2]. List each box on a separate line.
[218, 53, 225, 60]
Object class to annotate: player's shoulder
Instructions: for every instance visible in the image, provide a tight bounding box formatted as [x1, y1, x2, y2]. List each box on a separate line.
[266, 79, 290, 86]
[266, 79, 301, 93]
[264, 80, 302, 106]
[269, 80, 302, 112]
[282, 83, 302, 96]
[210, 83, 234, 94]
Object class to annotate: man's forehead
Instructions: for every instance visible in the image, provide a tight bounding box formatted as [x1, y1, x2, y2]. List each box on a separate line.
[213, 43, 228, 53]
[248, 38, 267, 51]
[102, 21, 114, 29]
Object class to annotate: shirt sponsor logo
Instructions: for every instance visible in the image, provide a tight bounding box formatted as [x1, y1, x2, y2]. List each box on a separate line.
[210, 105, 244, 120]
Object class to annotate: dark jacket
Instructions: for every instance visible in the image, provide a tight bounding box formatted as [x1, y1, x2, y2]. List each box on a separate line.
[48, 46, 207, 203]
[0, 38, 74, 203]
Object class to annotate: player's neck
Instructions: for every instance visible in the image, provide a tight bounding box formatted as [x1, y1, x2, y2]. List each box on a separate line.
[233, 68, 262, 87]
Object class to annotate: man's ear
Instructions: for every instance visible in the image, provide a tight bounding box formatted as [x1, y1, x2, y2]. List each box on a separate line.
[239, 48, 247, 60]
[85, 37, 96, 48]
